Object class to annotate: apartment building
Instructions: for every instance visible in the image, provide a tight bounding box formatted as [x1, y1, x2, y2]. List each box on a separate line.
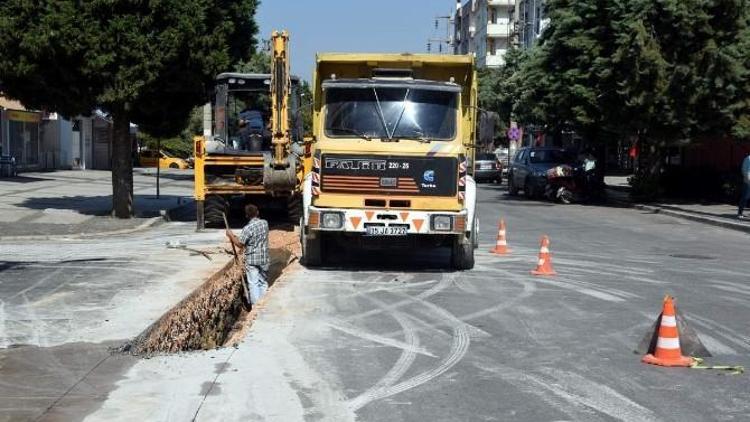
[453, 0, 516, 67]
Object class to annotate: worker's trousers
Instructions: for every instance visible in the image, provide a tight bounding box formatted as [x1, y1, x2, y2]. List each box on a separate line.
[246, 266, 268, 305]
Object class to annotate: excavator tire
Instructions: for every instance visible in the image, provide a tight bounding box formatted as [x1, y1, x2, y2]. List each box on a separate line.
[204, 195, 228, 228]
[287, 194, 303, 224]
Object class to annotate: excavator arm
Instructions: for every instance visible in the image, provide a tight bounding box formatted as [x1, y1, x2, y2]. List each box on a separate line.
[270, 30, 291, 169]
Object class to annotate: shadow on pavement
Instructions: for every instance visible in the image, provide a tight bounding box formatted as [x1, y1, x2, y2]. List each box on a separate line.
[136, 170, 194, 182]
[19, 194, 184, 216]
[0, 175, 51, 184]
[313, 239, 456, 273]
[0, 258, 108, 273]
[0, 341, 136, 421]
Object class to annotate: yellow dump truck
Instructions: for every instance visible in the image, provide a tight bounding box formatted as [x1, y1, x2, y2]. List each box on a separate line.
[194, 31, 306, 228]
[300, 53, 478, 269]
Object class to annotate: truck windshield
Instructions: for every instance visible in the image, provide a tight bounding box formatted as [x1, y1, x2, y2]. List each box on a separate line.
[324, 87, 457, 141]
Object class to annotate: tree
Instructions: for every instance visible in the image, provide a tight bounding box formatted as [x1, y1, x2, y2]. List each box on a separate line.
[0, 0, 259, 217]
[514, 0, 750, 195]
[477, 47, 527, 144]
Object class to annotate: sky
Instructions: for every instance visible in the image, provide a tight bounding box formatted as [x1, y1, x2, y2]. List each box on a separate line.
[257, 0, 457, 82]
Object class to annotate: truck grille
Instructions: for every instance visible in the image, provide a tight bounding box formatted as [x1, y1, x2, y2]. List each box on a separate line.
[320, 154, 458, 196]
[322, 175, 419, 194]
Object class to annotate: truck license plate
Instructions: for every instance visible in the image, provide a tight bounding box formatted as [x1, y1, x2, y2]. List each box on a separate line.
[365, 226, 408, 236]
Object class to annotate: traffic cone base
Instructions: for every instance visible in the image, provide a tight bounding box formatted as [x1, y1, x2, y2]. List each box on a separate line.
[490, 219, 511, 255]
[641, 353, 694, 367]
[641, 296, 695, 368]
[531, 236, 556, 276]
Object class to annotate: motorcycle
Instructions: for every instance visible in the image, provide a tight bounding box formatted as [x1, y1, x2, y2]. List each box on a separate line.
[544, 163, 599, 204]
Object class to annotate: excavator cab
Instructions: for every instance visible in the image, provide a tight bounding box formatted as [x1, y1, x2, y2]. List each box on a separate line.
[194, 30, 307, 229]
[209, 73, 303, 154]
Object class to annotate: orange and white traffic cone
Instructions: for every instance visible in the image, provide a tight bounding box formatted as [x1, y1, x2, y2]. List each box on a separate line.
[642, 296, 695, 367]
[531, 235, 556, 276]
[490, 219, 511, 255]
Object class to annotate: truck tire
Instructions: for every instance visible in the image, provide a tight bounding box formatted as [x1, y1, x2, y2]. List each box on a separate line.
[204, 195, 228, 228]
[452, 236, 475, 270]
[300, 218, 322, 266]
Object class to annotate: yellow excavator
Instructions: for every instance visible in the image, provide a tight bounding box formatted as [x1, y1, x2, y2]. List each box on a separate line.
[193, 31, 308, 228]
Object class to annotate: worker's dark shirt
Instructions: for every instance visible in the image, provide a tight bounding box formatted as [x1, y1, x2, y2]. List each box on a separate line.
[238, 218, 269, 272]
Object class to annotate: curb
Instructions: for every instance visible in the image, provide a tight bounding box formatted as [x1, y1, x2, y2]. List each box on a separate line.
[606, 190, 750, 234]
[0, 199, 196, 242]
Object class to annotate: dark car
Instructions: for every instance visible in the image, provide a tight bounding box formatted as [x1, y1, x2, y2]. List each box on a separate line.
[474, 153, 502, 184]
[508, 147, 575, 198]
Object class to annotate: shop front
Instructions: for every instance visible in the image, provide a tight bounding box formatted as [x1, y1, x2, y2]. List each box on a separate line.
[1, 109, 42, 170]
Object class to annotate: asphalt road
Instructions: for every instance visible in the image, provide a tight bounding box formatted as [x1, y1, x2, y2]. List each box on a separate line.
[192, 183, 750, 421]
[3, 184, 750, 421]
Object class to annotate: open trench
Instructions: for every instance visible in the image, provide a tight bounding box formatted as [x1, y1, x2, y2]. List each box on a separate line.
[122, 230, 300, 356]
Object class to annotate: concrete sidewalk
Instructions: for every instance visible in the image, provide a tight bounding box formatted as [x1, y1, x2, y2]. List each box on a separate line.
[0, 222, 232, 421]
[0, 168, 195, 239]
[605, 175, 750, 233]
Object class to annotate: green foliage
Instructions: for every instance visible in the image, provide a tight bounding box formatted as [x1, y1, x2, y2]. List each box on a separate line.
[515, 0, 750, 147]
[138, 107, 203, 158]
[0, 0, 259, 136]
[0, 0, 259, 216]
[236, 51, 272, 74]
[299, 80, 313, 137]
[477, 47, 527, 142]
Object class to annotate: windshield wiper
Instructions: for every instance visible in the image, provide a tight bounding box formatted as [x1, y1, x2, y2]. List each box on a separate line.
[394, 130, 431, 143]
[326, 127, 373, 141]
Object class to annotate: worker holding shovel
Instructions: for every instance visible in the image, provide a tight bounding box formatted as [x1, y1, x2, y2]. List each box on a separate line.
[226, 204, 270, 305]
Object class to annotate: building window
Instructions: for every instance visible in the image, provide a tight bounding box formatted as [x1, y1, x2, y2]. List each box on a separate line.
[490, 7, 497, 24]
[488, 39, 496, 55]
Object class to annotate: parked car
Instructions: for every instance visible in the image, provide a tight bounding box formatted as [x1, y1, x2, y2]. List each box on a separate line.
[508, 147, 576, 198]
[474, 153, 502, 183]
[138, 150, 190, 169]
[496, 149, 510, 177]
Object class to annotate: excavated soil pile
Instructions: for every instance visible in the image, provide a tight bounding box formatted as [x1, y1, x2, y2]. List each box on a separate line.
[123, 230, 299, 356]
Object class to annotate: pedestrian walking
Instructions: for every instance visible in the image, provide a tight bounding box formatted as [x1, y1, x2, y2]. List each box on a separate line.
[738, 153, 750, 220]
[226, 204, 270, 304]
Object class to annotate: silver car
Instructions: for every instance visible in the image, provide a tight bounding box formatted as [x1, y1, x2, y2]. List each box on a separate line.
[473, 153, 502, 183]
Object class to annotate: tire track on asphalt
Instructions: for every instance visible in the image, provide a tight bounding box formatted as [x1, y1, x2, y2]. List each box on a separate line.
[346, 273, 456, 322]
[325, 318, 435, 358]
[688, 315, 750, 352]
[347, 297, 422, 411]
[349, 289, 471, 411]
[472, 359, 658, 422]
[460, 274, 537, 321]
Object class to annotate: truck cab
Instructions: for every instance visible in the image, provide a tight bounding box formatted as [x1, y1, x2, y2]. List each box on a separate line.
[301, 54, 478, 269]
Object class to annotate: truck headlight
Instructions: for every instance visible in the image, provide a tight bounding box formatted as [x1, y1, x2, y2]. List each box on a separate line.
[431, 215, 453, 231]
[321, 212, 343, 229]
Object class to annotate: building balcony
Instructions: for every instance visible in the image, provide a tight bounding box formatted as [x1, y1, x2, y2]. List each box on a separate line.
[487, 22, 512, 38]
[488, 0, 514, 6]
[485, 53, 506, 68]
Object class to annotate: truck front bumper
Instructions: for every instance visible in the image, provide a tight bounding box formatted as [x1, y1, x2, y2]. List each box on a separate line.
[307, 206, 469, 235]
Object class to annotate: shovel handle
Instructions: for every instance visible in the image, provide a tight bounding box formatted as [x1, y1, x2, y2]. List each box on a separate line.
[223, 212, 239, 262]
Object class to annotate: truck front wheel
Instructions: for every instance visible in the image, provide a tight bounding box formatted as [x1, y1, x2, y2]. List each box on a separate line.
[452, 235, 475, 270]
[300, 218, 323, 267]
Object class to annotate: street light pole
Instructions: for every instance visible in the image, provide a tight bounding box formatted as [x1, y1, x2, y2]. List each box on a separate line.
[156, 137, 160, 199]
